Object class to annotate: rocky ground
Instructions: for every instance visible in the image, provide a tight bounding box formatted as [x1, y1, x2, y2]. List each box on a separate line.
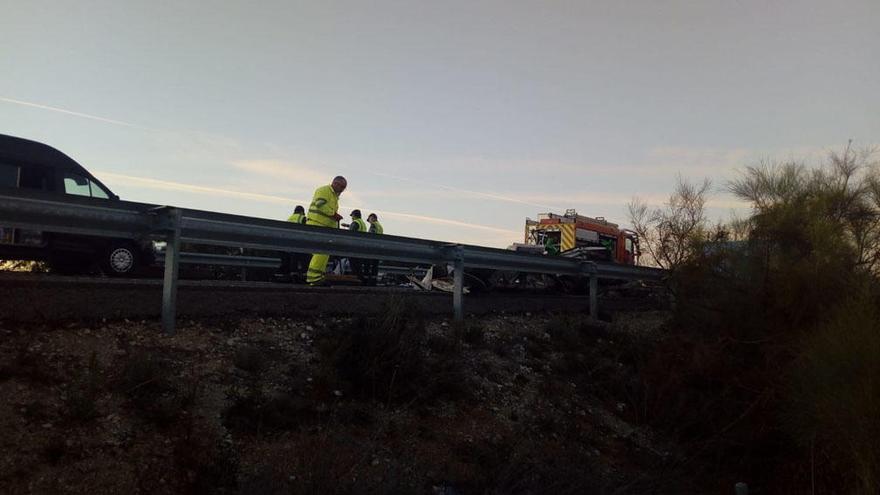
[0, 304, 703, 494]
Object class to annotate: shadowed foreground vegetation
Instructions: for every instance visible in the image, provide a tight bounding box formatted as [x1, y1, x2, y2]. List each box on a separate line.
[629, 144, 880, 493]
[1, 300, 686, 494]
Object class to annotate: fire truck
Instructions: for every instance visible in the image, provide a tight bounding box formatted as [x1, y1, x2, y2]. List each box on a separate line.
[513, 209, 640, 265]
[455, 210, 641, 292]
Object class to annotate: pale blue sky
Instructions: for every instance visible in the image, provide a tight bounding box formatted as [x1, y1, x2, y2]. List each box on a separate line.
[2, 0, 877, 246]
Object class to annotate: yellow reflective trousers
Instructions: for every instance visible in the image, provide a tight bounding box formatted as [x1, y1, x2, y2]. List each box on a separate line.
[304, 184, 341, 285]
[306, 253, 329, 284]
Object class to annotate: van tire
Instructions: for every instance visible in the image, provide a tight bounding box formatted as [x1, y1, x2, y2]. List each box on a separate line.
[101, 242, 140, 277]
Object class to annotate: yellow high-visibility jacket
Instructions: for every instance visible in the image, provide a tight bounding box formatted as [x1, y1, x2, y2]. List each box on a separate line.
[369, 220, 383, 234]
[287, 212, 306, 224]
[349, 218, 367, 232]
[306, 185, 339, 228]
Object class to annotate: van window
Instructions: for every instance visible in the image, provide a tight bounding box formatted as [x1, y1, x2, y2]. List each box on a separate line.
[63, 172, 92, 197]
[19, 165, 53, 190]
[0, 162, 19, 187]
[90, 181, 110, 199]
[63, 171, 111, 199]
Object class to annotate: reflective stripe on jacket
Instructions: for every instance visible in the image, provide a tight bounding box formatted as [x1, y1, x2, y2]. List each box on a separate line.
[349, 218, 367, 232]
[369, 220, 383, 234]
[287, 212, 306, 224]
[306, 185, 339, 228]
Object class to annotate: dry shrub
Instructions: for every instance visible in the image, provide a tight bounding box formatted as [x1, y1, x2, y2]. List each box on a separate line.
[66, 351, 103, 421]
[120, 351, 198, 425]
[224, 385, 313, 433]
[628, 176, 712, 270]
[445, 436, 602, 495]
[2, 341, 56, 384]
[453, 320, 485, 346]
[784, 293, 880, 494]
[233, 346, 266, 374]
[545, 314, 610, 349]
[237, 466, 288, 495]
[316, 299, 426, 402]
[315, 299, 472, 403]
[236, 434, 418, 495]
[172, 420, 238, 493]
[625, 145, 880, 491]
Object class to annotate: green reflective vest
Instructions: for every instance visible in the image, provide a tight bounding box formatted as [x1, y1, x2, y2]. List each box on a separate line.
[287, 212, 306, 224]
[369, 220, 383, 234]
[306, 185, 339, 228]
[349, 217, 367, 232]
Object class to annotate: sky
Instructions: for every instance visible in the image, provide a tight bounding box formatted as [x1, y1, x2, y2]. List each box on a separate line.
[1, 0, 878, 247]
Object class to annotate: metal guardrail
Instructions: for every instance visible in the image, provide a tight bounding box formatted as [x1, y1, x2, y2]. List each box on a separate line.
[167, 252, 428, 278]
[175, 252, 281, 269]
[0, 189, 665, 334]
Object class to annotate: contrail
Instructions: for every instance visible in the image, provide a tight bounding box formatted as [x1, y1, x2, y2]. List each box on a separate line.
[2, 95, 542, 230]
[97, 172, 518, 236]
[370, 170, 563, 211]
[97, 172, 299, 204]
[2, 95, 558, 212]
[376, 210, 519, 236]
[0, 96, 156, 131]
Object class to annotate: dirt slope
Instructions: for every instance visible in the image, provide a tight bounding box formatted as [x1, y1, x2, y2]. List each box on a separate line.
[0, 309, 696, 494]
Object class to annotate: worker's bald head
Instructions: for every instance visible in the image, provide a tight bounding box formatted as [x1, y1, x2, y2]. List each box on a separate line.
[331, 176, 347, 194]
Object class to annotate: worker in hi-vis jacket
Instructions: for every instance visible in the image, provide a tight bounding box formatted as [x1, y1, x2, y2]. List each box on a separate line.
[367, 213, 383, 234]
[363, 213, 382, 285]
[275, 205, 308, 283]
[347, 209, 368, 282]
[305, 176, 346, 285]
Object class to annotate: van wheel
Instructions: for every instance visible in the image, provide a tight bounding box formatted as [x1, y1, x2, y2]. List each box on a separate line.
[101, 243, 140, 277]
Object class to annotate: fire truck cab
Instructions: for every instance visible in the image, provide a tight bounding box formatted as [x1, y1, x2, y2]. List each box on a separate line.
[522, 209, 640, 265]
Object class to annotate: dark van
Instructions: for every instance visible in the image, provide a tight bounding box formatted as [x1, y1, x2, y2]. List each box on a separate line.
[0, 133, 155, 275]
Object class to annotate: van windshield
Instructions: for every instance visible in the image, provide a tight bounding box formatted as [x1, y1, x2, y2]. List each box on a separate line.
[90, 181, 110, 199]
[63, 173, 91, 196]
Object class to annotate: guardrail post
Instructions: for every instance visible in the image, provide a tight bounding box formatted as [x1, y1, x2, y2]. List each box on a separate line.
[161, 208, 181, 336]
[453, 253, 465, 321]
[581, 262, 598, 321]
[239, 248, 247, 281]
[589, 272, 598, 321]
[453, 261, 464, 321]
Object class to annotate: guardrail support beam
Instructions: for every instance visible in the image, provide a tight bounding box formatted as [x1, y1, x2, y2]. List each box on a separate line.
[589, 273, 598, 321]
[453, 257, 464, 321]
[161, 208, 181, 336]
